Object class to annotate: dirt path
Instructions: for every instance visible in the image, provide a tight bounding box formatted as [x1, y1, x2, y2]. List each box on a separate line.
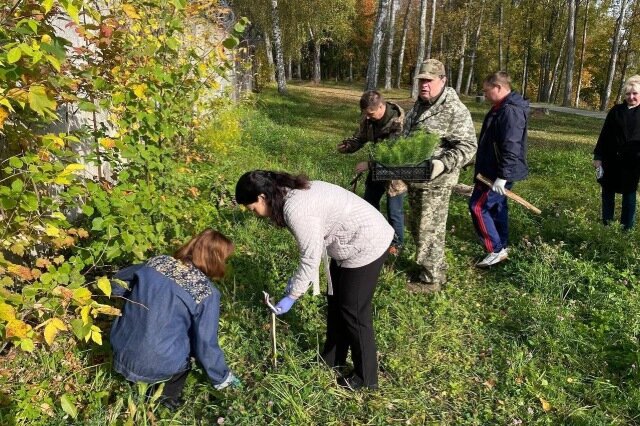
[293, 83, 608, 119]
[529, 102, 606, 119]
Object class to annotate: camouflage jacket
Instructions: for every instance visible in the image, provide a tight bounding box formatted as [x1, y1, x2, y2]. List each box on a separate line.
[404, 87, 477, 175]
[341, 101, 405, 153]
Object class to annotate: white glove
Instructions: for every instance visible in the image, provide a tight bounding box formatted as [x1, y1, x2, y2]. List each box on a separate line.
[596, 166, 604, 180]
[492, 178, 507, 195]
[430, 159, 445, 180]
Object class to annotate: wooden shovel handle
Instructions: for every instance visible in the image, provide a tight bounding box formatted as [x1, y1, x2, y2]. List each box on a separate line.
[476, 174, 542, 215]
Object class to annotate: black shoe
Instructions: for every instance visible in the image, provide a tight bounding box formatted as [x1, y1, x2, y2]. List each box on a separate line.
[336, 374, 377, 391]
[159, 396, 184, 411]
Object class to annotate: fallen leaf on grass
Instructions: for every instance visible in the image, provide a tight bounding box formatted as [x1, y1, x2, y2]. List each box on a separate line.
[539, 397, 551, 412]
[483, 379, 496, 389]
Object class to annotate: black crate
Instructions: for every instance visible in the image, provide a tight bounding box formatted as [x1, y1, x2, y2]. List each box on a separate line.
[371, 160, 432, 182]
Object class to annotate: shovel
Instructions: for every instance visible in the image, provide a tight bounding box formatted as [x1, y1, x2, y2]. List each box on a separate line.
[262, 291, 278, 369]
[476, 174, 542, 214]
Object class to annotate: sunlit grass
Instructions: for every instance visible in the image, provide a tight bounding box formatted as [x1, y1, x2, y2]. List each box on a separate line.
[1, 83, 638, 425]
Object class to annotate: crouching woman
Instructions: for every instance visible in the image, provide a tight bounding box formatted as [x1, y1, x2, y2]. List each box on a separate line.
[235, 170, 393, 390]
[110, 229, 240, 409]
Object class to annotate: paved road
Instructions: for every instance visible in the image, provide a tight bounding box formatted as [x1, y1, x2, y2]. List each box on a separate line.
[529, 102, 607, 119]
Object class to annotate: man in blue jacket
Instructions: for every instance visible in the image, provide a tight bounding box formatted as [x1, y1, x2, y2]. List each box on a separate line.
[469, 71, 529, 267]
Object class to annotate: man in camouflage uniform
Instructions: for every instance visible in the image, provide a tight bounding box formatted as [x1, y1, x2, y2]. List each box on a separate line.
[338, 90, 406, 252]
[404, 59, 477, 292]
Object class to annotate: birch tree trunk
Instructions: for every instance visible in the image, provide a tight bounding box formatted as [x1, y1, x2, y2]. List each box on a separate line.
[546, 27, 567, 102]
[270, 0, 287, 94]
[296, 60, 302, 80]
[575, 0, 590, 107]
[264, 31, 275, 83]
[286, 57, 292, 81]
[616, 0, 640, 102]
[615, 43, 630, 103]
[455, 0, 471, 94]
[562, 0, 577, 106]
[522, 19, 533, 98]
[384, 0, 399, 89]
[349, 57, 353, 82]
[313, 38, 321, 84]
[396, 0, 412, 88]
[465, 0, 484, 95]
[498, 1, 503, 70]
[538, 4, 560, 102]
[600, 0, 629, 111]
[366, 0, 391, 90]
[308, 25, 322, 84]
[426, 0, 436, 59]
[411, 0, 429, 98]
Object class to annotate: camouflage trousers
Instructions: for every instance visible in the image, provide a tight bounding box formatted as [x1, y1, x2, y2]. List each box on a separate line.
[407, 169, 460, 284]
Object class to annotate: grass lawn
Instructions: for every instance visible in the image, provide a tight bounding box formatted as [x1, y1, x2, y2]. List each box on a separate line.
[1, 82, 638, 425]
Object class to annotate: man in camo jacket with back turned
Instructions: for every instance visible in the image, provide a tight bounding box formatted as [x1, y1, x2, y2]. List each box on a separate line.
[404, 59, 477, 293]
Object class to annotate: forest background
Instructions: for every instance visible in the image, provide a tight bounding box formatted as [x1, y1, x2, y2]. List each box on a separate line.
[0, 0, 639, 424]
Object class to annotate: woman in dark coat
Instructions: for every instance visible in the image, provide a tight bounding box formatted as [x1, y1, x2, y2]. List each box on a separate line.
[593, 75, 640, 230]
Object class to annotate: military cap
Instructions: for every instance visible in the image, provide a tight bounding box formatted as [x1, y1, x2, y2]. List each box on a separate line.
[415, 59, 446, 79]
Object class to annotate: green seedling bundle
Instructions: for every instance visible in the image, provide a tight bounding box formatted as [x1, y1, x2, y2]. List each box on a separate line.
[372, 131, 440, 165]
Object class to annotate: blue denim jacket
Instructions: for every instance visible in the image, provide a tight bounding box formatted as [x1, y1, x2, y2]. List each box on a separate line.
[110, 255, 231, 387]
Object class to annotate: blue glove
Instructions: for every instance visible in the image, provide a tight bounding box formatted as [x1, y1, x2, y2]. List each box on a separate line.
[214, 372, 242, 390]
[274, 296, 296, 315]
[230, 375, 243, 389]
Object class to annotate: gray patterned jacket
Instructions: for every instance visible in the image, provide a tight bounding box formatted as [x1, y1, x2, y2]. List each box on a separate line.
[283, 181, 394, 298]
[404, 87, 477, 174]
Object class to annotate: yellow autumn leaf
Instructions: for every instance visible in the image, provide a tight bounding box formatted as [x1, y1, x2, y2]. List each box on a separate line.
[43, 318, 67, 346]
[0, 106, 9, 129]
[0, 302, 16, 321]
[216, 43, 225, 59]
[0, 98, 14, 112]
[45, 224, 61, 237]
[93, 304, 121, 316]
[52, 285, 73, 300]
[8, 264, 34, 280]
[73, 288, 93, 305]
[99, 137, 116, 149]
[122, 4, 141, 19]
[58, 163, 85, 177]
[6, 319, 31, 339]
[96, 276, 111, 297]
[43, 134, 65, 148]
[20, 338, 35, 352]
[539, 397, 551, 412]
[197, 63, 207, 77]
[90, 325, 103, 345]
[6, 88, 28, 103]
[132, 84, 147, 99]
[80, 305, 91, 325]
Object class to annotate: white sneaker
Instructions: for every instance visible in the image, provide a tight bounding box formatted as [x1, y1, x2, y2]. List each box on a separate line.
[476, 248, 508, 268]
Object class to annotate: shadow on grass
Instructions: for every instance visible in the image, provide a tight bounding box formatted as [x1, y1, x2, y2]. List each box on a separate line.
[0, 391, 15, 426]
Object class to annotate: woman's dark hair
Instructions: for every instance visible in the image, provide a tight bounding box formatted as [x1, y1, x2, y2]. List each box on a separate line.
[235, 170, 310, 227]
[174, 229, 234, 279]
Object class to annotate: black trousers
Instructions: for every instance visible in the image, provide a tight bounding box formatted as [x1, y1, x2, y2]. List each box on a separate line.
[160, 368, 189, 401]
[320, 252, 387, 387]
